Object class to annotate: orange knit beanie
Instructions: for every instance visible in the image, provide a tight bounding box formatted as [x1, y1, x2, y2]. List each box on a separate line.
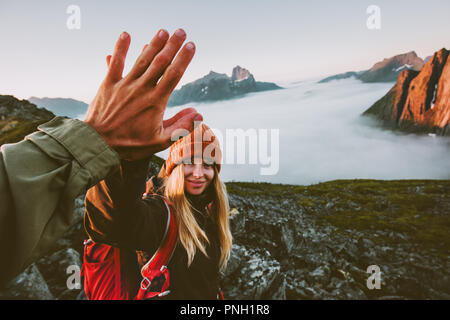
[165, 123, 222, 175]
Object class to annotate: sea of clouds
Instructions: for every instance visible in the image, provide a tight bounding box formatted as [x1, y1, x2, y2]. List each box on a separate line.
[157, 77, 450, 185]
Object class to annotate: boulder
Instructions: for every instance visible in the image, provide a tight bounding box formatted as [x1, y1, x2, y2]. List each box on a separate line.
[0, 264, 54, 300]
[221, 244, 285, 300]
[36, 248, 82, 300]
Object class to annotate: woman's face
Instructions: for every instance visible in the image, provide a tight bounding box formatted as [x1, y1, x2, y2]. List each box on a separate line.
[183, 162, 215, 195]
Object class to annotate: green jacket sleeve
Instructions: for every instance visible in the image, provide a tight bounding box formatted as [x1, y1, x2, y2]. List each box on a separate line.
[0, 116, 120, 287]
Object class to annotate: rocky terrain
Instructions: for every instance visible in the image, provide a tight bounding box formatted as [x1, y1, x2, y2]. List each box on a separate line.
[1, 155, 448, 300]
[0, 92, 448, 300]
[223, 180, 450, 300]
[319, 51, 424, 83]
[0, 95, 55, 145]
[167, 66, 282, 106]
[362, 48, 450, 136]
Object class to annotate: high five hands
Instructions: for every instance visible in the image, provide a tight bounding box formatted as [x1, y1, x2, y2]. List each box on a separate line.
[84, 28, 203, 160]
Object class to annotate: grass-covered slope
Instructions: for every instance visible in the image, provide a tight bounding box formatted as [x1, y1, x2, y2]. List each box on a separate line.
[0, 95, 55, 145]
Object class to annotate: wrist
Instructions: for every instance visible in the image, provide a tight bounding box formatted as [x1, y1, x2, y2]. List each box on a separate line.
[83, 119, 119, 155]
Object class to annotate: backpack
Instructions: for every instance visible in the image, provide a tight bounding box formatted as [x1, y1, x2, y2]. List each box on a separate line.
[80, 194, 178, 300]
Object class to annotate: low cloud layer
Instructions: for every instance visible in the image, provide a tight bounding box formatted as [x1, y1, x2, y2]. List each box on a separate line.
[159, 78, 450, 185]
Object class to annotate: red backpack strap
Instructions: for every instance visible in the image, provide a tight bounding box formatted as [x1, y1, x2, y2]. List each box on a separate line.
[217, 287, 225, 300]
[135, 195, 178, 300]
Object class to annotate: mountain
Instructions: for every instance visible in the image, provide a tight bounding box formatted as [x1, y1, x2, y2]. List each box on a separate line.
[362, 48, 450, 136]
[0, 95, 55, 145]
[319, 51, 424, 83]
[167, 66, 282, 106]
[28, 97, 88, 119]
[318, 70, 367, 83]
[359, 51, 424, 83]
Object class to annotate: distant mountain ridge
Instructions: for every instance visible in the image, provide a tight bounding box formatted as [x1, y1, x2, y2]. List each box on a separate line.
[359, 51, 424, 83]
[167, 66, 282, 106]
[26, 67, 281, 111]
[319, 51, 425, 83]
[28, 97, 88, 119]
[362, 48, 450, 136]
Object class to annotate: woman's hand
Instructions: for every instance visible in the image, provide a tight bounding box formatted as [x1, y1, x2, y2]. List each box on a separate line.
[84, 29, 203, 160]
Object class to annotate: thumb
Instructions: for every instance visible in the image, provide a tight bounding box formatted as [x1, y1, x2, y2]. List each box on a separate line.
[163, 112, 203, 147]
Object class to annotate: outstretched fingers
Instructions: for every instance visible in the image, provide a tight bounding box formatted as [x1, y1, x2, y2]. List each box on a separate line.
[106, 32, 131, 83]
[106, 44, 147, 69]
[125, 29, 169, 81]
[140, 28, 187, 88]
[155, 41, 196, 100]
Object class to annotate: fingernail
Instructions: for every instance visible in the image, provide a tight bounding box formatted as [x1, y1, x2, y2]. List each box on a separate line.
[158, 29, 168, 40]
[175, 28, 186, 38]
[120, 32, 129, 40]
[186, 42, 195, 51]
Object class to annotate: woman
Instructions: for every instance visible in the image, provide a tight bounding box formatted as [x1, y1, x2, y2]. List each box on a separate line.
[83, 123, 232, 300]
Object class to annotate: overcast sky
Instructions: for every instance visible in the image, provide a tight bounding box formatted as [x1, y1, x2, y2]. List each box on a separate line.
[1, 0, 449, 103]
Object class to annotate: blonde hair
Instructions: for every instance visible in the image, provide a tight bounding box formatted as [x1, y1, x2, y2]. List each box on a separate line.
[157, 163, 232, 272]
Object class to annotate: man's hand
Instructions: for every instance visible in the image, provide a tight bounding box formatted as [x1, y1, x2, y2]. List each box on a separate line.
[84, 29, 202, 160]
